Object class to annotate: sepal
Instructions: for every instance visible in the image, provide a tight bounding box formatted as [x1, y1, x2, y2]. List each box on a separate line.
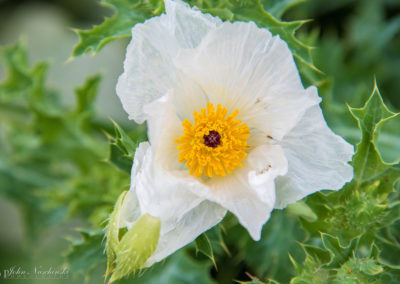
[105, 191, 161, 283]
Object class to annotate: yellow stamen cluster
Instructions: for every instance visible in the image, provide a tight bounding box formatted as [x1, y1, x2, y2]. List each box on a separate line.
[175, 103, 250, 178]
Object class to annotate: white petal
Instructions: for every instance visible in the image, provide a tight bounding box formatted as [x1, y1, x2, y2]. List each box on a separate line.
[174, 21, 320, 139]
[119, 142, 149, 228]
[146, 200, 226, 265]
[190, 144, 288, 240]
[116, 0, 221, 123]
[141, 91, 289, 239]
[275, 104, 354, 209]
[171, 72, 209, 122]
[142, 93, 289, 240]
[143, 92, 186, 171]
[134, 140, 206, 233]
[120, 143, 226, 266]
[164, 0, 222, 48]
[119, 189, 141, 228]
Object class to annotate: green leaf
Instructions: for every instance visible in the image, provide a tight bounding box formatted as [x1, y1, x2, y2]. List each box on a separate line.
[243, 210, 306, 282]
[72, 0, 164, 57]
[321, 233, 357, 268]
[260, 0, 307, 19]
[235, 273, 270, 284]
[287, 201, 317, 222]
[107, 119, 145, 173]
[0, 41, 32, 98]
[124, 250, 217, 284]
[108, 214, 161, 283]
[359, 259, 384, 276]
[74, 73, 102, 118]
[195, 233, 216, 268]
[207, 224, 231, 257]
[376, 224, 400, 269]
[0, 42, 130, 239]
[301, 244, 331, 266]
[290, 234, 390, 283]
[66, 228, 106, 282]
[349, 82, 398, 184]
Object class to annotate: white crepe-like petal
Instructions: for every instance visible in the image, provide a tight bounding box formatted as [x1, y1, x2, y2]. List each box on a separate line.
[119, 142, 149, 228]
[118, 189, 140, 228]
[183, 144, 288, 240]
[143, 91, 190, 171]
[116, 0, 221, 123]
[134, 141, 207, 233]
[119, 144, 226, 266]
[171, 72, 209, 122]
[174, 21, 320, 139]
[146, 200, 226, 265]
[141, 93, 289, 240]
[274, 103, 354, 209]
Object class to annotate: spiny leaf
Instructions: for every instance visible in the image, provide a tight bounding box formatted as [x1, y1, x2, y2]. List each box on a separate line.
[290, 235, 389, 283]
[349, 82, 398, 184]
[243, 210, 306, 282]
[301, 244, 331, 266]
[106, 119, 145, 173]
[0, 42, 128, 241]
[236, 272, 277, 283]
[207, 224, 231, 256]
[235, 273, 269, 284]
[195, 233, 216, 268]
[66, 228, 106, 282]
[359, 259, 384, 275]
[72, 0, 164, 57]
[125, 251, 216, 284]
[74, 73, 102, 117]
[0, 41, 31, 97]
[376, 224, 400, 269]
[260, 0, 307, 19]
[321, 233, 357, 268]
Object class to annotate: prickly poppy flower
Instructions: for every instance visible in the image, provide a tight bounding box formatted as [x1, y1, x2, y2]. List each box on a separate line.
[116, 0, 353, 265]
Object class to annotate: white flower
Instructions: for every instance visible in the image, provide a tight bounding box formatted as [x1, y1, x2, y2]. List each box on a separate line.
[116, 0, 354, 265]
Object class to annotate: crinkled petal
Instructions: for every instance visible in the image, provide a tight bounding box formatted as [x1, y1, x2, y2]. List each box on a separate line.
[119, 119, 207, 230]
[188, 144, 288, 240]
[116, 0, 221, 123]
[119, 143, 226, 266]
[275, 104, 354, 209]
[171, 72, 209, 122]
[119, 190, 140, 229]
[134, 141, 206, 233]
[119, 142, 149, 228]
[142, 92, 288, 240]
[143, 92, 188, 171]
[146, 200, 226, 265]
[174, 21, 320, 140]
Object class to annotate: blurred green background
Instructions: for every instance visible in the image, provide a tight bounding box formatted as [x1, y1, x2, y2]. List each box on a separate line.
[0, 0, 399, 283]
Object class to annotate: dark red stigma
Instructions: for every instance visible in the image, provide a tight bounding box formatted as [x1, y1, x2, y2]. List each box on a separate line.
[203, 130, 221, 148]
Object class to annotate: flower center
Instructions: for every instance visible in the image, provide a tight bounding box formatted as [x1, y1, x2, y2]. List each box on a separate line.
[203, 130, 221, 148]
[175, 103, 250, 178]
